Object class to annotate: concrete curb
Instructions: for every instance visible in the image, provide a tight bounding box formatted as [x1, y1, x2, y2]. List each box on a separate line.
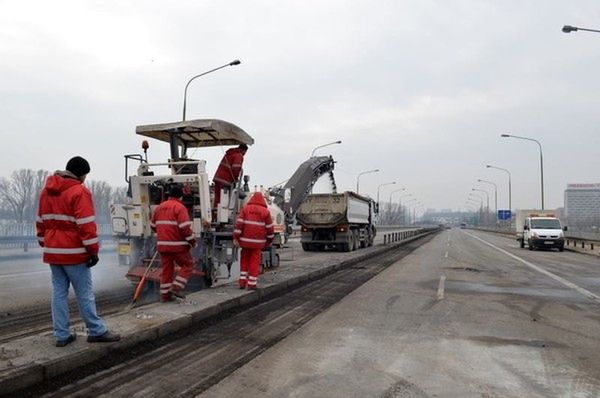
[0, 230, 436, 395]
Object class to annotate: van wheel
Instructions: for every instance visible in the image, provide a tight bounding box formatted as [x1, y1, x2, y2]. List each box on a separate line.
[559, 246, 564, 252]
[520, 239, 525, 248]
[301, 243, 311, 251]
[528, 240, 534, 251]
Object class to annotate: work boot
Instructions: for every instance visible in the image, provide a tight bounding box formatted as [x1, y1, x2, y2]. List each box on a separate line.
[55, 333, 76, 347]
[160, 294, 174, 303]
[87, 331, 121, 343]
[169, 288, 186, 299]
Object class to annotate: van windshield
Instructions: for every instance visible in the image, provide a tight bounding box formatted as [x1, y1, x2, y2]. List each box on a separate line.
[531, 219, 562, 229]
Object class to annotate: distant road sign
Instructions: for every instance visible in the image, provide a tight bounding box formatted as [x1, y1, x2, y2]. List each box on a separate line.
[498, 210, 511, 220]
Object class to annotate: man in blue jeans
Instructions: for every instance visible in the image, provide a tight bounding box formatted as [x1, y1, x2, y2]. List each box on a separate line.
[36, 156, 120, 347]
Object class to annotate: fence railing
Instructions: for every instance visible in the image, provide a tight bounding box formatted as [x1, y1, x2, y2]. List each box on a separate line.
[0, 223, 114, 251]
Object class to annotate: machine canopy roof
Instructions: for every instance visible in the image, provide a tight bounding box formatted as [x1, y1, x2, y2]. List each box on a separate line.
[135, 119, 254, 148]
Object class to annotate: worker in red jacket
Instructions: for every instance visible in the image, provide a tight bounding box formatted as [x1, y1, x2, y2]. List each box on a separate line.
[151, 184, 196, 302]
[37, 156, 120, 347]
[233, 192, 274, 290]
[212, 144, 248, 213]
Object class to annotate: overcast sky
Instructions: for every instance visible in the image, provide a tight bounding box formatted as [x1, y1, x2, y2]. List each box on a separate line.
[1, 1, 599, 213]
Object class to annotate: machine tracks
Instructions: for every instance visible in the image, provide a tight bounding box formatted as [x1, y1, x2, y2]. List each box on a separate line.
[0, 288, 137, 344]
[12, 233, 435, 398]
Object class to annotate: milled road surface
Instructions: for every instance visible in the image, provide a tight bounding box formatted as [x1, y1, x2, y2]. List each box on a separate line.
[199, 229, 600, 397]
[10, 233, 434, 397]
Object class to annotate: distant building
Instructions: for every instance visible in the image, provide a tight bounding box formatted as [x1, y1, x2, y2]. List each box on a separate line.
[564, 183, 600, 229]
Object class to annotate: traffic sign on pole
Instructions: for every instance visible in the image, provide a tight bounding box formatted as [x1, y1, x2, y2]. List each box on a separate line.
[497, 210, 511, 220]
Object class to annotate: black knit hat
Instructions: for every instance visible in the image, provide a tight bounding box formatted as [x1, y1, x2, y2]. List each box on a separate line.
[66, 156, 91, 177]
[169, 184, 183, 198]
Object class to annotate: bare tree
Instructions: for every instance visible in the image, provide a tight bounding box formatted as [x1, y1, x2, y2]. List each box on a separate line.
[0, 169, 48, 222]
[86, 181, 128, 224]
[87, 180, 114, 224]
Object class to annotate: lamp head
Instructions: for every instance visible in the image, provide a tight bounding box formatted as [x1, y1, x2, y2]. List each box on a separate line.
[486, 165, 491, 168]
[501, 134, 510, 138]
[335, 140, 342, 144]
[562, 25, 577, 33]
[229, 59, 241, 66]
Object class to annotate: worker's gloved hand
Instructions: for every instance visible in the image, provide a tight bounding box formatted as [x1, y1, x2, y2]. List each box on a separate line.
[87, 255, 99, 268]
[189, 239, 198, 248]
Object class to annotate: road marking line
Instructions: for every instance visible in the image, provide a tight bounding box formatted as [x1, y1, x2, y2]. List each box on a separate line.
[465, 231, 600, 304]
[444, 251, 448, 258]
[437, 276, 446, 300]
[0, 270, 49, 279]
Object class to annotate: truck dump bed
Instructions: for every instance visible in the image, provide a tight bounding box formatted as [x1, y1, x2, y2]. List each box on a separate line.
[296, 191, 371, 228]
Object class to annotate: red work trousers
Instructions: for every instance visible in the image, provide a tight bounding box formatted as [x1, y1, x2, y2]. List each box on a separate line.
[213, 182, 231, 211]
[159, 251, 194, 300]
[239, 248, 261, 289]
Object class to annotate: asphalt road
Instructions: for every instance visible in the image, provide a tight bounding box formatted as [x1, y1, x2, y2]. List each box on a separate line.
[199, 229, 600, 397]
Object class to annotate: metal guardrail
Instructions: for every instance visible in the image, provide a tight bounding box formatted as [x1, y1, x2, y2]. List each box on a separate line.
[0, 223, 115, 252]
[382, 227, 438, 244]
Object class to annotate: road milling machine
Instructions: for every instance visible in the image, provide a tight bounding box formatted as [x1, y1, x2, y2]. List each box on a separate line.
[110, 119, 254, 288]
[268, 155, 337, 241]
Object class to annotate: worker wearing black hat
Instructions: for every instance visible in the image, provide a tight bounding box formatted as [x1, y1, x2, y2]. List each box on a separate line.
[36, 156, 121, 346]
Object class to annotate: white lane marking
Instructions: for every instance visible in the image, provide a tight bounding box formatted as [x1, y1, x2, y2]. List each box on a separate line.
[437, 276, 446, 300]
[465, 231, 600, 304]
[0, 270, 49, 279]
[444, 251, 448, 258]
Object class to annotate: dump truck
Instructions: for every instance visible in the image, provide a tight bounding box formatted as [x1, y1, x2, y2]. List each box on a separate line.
[296, 191, 376, 252]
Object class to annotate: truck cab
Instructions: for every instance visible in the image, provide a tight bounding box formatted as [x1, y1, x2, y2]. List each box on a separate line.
[523, 216, 566, 251]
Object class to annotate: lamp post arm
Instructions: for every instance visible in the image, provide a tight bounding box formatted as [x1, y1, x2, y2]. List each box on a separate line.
[182, 60, 240, 121]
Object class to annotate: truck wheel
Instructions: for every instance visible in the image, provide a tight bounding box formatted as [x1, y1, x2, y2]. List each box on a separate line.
[353, 231, 360, 250]
[520, 239, 525, 248]
[360, 236, 367, 249]
[559, 246, 564, 252]
[302, 243, 311, 252]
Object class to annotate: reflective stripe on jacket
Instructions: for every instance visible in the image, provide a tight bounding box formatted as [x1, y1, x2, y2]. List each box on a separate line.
[151, 198, 195, 253]
[233, 192, 274, 249]
[36, 171, 99, 265]
[213, 148, 245, 186]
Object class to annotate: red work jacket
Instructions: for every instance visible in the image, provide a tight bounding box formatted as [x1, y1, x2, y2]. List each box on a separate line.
[36, 172, 99, 265]
[233, 192, 275, 249]
[213, 148, 245, 187]
[151, 198, 195, 253]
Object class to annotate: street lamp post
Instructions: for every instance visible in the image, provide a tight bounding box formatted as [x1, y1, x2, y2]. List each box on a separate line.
[182, 59, 241, 121]
[467, 196, 483, 226]
[406, 202, 421, 226]
[397, 193, 412, 225]
[486, 164, 512, 216]
[310, 140, 342, 157]
[356, 169, 379, 194]
[404, 198, 417, 225]
[472, 188, 490, 226]
[501, 133, 544, 209]
[562, 25, 600, 34]
[478, 179, 498, 227]
[377, 182, 396, 210]
[389, 188, 406, 224]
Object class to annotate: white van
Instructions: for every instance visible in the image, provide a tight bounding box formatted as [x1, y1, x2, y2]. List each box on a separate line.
[522, 216, 566, 251]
